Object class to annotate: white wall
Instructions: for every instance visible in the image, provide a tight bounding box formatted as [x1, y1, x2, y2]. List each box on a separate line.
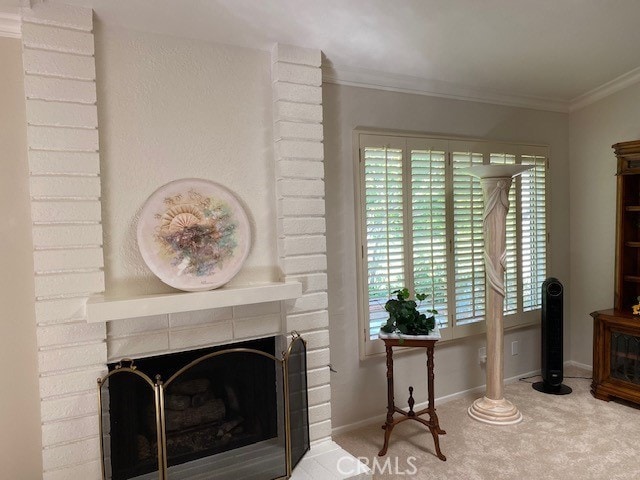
[323, 83, 570, 429]
[569, 82, 640, 366]
[94, 25, 277, 297]
[0, 37, 43, 478]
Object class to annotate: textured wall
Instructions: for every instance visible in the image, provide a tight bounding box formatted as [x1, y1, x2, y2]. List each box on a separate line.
[94, 25, 278, 297]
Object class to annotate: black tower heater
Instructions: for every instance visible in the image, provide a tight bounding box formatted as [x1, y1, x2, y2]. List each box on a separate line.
[533, 277, 572, 395]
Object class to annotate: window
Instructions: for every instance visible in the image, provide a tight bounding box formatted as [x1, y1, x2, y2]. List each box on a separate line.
[355, 132, 548, 356]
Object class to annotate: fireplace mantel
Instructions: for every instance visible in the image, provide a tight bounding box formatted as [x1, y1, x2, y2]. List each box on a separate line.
[85, 281, 302, 323]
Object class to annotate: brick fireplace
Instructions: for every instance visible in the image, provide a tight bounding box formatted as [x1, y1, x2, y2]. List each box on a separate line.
[17, 3, 362, 478]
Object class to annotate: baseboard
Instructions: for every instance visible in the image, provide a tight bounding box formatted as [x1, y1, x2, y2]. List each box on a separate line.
[331, 368, 541, 436]
[565, 360, 593, 372]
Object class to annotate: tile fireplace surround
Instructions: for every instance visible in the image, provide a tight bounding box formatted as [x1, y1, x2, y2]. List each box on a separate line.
[20, 3, 369, 479]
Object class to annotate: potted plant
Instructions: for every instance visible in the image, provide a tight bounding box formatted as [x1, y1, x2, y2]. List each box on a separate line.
[380, 288, 437, 336]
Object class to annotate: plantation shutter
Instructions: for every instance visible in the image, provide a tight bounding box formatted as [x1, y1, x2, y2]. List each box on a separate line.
[361, 140, 405, 339]
[489, 153, 518, 314]
[451, 149, 485, 326]
[409, 141, 449, 327]
[521, 154, 547, 310]
[356, 132, 550, 356]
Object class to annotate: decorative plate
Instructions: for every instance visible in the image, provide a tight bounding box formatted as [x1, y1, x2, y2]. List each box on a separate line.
[137, 179, 251, 292]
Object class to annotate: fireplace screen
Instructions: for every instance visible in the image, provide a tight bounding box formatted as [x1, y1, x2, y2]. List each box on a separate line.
[98, 334, 309, 480]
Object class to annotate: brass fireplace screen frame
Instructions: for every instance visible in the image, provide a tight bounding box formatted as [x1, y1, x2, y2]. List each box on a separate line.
[97, 333, 309, 480]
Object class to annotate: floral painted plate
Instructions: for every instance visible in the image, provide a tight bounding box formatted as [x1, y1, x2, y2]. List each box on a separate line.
[137, 179, 251, 292]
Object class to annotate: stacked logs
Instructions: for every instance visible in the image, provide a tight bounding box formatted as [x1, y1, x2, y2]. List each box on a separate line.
[165, 379, 226, 431]
[138, 378, 245, 461]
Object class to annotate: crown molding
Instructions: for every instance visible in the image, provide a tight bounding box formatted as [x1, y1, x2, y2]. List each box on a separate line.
[0, 11, 21, 38]
[569, 65, 640, 112]
[322, 64, 570, 113]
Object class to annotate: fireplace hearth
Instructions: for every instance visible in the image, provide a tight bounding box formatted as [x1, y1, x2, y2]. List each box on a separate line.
[99, 335, 309, 480]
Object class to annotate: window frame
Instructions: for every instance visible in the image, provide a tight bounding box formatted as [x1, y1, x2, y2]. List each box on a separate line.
[354, 130, 550, 358]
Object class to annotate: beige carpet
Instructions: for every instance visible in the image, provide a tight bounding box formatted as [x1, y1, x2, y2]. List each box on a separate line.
[334, 368, 640, 479]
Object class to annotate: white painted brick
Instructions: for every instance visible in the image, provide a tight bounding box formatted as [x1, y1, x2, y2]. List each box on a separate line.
[308, 403, 332, 425]
[23, 48, 95, 81]
[37, 321, 105, 348]
[35, 271, 104, 297]
[41, 391, 98, 423]
[31, 200, 102, 223]
[276, 140, 324, 161]
[169, 307, 232, 328]
[307, 366, 330, 388]
[42, 436, 100, 472]
[22, 23, 94, 55]
[42, 415, 99, 447]
[300, 330, 330, 350]
[275, 122, 323, 142]
[284, 255, 327, 275]
[169, 322, 233, 350]
[107, 332, 169, 361]
[308, 385, 331, 407]
[30, 175, 101, 199]
[281, 217, 326, 235]
[286, 311, 329, 332]
[43, 460, 102, 480]
[107, 314, 168, 337]
[309, 420, 332, 442]
[27, 100, 98, 128]
[232, 301, 280, 318]
[278, 159, 324, 179]
[33, 224, 103, 249]
[39, 342, 106, 373]
[40, 367, 106, 398]
[29, 151, 100, 175]
[35, 297, 86, 324]
[34, 247, 104, 273]
[28, 125, 99, 151]
[233, 313, 282, 339]
[283, 235, 326, 256]
[23, 3, 94, 32]
[285, 291, 329, 318]
[281, 198, 325, 217]
[278, 179, 325, 198]
[274, 82, 322, 104]
[275, 101, 322, 123]
[273, 62, 322, 86]
[273, 44, 321, 67]
[36, 249, 97, 276]
[24, 75, 97, 104]
[306, 348, 331, 370]
[286, 273, 328, 293]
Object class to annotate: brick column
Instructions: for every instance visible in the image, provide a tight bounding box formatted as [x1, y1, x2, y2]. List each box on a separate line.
[22, 4, 106, 479]
[272, 44, 332, 443]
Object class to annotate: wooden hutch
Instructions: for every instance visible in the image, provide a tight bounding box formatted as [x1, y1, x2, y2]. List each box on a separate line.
[591, 140, 640, 405]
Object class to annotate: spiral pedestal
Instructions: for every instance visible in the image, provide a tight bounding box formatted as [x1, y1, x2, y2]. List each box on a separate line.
[461, 165, 531, 426]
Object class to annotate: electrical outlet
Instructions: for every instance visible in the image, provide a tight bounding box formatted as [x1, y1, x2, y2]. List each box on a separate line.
[511, 340, 519, 356]
[478, 346, 487, 364]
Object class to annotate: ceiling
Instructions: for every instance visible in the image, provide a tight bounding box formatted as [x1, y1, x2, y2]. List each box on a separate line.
[14, 0, 640, 110]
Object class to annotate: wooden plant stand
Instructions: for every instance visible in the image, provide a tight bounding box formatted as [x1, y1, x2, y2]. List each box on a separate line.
[378, 335, 446, 461]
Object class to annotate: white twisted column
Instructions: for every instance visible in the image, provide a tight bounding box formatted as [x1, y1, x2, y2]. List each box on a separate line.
[462, 165, 530, 426]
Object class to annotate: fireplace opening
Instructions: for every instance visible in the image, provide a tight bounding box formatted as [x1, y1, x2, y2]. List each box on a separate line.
[99, 335, 310, 480]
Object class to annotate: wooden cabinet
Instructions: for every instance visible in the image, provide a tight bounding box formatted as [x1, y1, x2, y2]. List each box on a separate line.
[613, 140, 640, 311]
[591, 140, 640, 405]
[591, 310, 640, 404]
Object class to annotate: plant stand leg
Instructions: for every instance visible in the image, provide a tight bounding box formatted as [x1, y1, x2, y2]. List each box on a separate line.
[379, 344, 395, 456]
